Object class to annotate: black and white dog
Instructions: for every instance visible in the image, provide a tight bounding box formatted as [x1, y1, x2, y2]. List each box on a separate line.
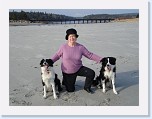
[40, 59, 62, 99]
[92, 57, 118, 94]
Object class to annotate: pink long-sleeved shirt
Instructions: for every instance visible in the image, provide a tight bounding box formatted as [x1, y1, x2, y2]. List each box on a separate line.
[51, 43, 102, 74]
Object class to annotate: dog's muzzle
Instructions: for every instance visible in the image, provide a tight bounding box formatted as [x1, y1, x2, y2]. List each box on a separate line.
[106, 64, 111, 71]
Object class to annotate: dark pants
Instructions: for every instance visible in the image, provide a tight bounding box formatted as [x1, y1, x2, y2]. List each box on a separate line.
[62, 66, 95, 92]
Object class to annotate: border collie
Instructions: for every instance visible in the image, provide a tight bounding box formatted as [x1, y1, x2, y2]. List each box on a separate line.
[92, 57, 118, 94]
[40, 59, 62, 99]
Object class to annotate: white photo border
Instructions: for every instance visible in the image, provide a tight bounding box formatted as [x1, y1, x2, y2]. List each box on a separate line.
[0, 0, 149, 116]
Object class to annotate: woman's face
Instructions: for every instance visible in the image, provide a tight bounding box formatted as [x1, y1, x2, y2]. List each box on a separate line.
[68, 34, 77, 43]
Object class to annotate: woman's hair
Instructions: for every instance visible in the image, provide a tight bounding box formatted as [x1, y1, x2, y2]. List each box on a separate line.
[65, 28, 79, 40]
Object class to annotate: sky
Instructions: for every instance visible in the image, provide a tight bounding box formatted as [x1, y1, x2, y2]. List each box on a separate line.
[10, 9, 139, 17]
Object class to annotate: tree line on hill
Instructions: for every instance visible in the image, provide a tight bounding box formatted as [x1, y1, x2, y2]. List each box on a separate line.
[9, 10, 75, 21]
[9, 10, 139, 21]
[83, 13, 139, 19]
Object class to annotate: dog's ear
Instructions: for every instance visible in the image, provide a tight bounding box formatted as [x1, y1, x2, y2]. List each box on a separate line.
[100, 57, 106, 63]
[109, 57, 116, 65]
[47, 59, 54, 66]
[111, 57, 116, 63]
[40, 59, 44, 66]
[100, 58, 103, 63]
[113, 57, 116, 62]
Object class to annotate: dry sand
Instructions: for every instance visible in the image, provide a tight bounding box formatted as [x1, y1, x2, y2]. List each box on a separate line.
[9, 21, 139, 106]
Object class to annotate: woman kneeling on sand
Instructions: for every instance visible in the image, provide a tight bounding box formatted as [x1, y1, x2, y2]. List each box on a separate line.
[51, 28, 102, 94]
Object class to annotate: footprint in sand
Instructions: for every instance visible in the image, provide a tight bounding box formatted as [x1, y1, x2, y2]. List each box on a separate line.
[10, 88, 21, 95]
[61, 92, 78, 102]
[10, 97, 32, 106]
[24, 91, 35, 97]
[34, 87, 42, 92]
[102, 98, 111, 106]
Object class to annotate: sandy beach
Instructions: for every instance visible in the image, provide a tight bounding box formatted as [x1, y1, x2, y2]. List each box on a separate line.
[9, 21, 139, 106]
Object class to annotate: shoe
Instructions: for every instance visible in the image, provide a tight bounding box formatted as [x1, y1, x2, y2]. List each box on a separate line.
[84, 88, 94, 94]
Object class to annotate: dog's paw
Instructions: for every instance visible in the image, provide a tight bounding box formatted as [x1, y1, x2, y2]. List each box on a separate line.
[54, 95, 58, 99]
[103, 90, 106, 93]
[43, 95, 47, 99]
[114, 91, 118, 95]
